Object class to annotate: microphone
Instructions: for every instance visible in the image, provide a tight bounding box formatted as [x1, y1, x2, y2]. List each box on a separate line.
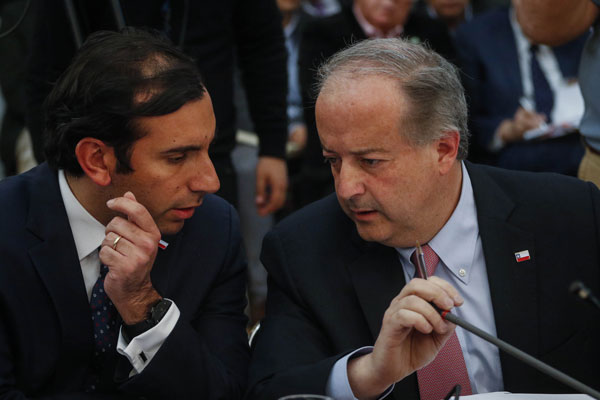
[433, 306, 600, 399]
[569, 280, 600, 312]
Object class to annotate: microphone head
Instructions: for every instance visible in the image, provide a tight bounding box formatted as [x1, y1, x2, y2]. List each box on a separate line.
[569, 280, 589, 300]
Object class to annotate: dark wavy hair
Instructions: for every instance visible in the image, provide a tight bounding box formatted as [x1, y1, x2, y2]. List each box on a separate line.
[44, 27, 206, 175]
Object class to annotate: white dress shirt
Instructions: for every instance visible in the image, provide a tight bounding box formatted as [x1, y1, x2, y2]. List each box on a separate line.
[58, 170, 180, 374]
[491, 7, 567, 151]
[326, 163, 504, 399]
[509, 7, 564, 109]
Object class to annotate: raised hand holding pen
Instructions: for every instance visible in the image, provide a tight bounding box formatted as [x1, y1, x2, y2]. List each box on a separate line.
[347, 244, 463, 399]
[99, 191, 162, 325]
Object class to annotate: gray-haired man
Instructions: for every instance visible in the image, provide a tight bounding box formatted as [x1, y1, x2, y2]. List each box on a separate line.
[248, 38, 600, 400]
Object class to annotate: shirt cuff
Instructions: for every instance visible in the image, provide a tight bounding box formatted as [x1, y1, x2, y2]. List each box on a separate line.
[325, 346, 394, 400]
[116, 298, 180, 375]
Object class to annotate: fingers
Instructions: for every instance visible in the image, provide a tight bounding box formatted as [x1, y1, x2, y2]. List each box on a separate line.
[106, 191, 159, 235]
[99, 234, 128, 269]
[388, 295, 450, 336]
[515, 107, 546, 130]
[102, 192, 161, 266]
[255, 171, 267, 209]
[395, 308, 438, 334]
[255, 157, 288, 216]
[400, 276, 463, 309]
[257, 179, 286, 216]
[123, 191, 137, 202]
[103, 231, 133, 255]
[388, 277, 463, 335]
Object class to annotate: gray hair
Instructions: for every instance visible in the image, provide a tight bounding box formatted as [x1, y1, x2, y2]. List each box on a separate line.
[316, 38, 469, 160]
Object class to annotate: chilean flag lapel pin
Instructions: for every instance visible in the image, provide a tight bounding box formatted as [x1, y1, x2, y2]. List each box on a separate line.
[515, 250, 530, 262]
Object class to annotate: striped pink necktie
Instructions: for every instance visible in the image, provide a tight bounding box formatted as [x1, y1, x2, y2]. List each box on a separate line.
[411, 244, 473, 400]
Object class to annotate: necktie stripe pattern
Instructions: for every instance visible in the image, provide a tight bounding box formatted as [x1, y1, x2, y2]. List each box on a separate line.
[411, 244, 473, 400]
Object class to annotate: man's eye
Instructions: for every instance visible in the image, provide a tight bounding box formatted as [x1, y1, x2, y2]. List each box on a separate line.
[168, 154, 186, 163]
[362, 159, 380, 167]
[323, 156, 339, 165]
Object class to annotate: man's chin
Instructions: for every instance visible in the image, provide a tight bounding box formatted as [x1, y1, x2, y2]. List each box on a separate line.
[354, 224, 386, 243]
[157, 220, 185, 236]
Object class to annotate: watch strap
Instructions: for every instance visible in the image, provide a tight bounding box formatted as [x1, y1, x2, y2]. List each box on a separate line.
[122, 298, 172, 343]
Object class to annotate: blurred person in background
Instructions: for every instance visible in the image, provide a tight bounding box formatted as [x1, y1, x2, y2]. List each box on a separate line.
[413, 0, 510, 33]
[455, 0, 588, 174]
[414, 0, 472, 32]
[515, 0, 600, 187]
[0, 0, 35, 177]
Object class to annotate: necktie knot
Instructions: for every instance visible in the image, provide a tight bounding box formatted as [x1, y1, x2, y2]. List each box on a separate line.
[410, 244, 440, 278]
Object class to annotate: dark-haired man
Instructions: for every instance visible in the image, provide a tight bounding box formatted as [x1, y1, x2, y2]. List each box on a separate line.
[248, 38, 600, 399]
[0, 29, 248, 398]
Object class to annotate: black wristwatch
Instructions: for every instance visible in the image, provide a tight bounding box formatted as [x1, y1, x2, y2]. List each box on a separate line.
[122, 298, 172, 343]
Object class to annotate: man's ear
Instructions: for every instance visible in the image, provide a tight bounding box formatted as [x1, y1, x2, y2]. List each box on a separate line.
[74, 138, 115, 186]
[436, 130, 460, 175]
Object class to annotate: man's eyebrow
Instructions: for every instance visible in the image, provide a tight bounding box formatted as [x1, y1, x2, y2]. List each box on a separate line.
[321, 146, 389, 155]
[160, 129, 217, 154]
[160, 145, 202, 155]
[350, 148, 389, 156]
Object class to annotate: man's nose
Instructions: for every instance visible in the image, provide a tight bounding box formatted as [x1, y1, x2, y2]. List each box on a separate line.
[189, 156, 220, 194]
[335, 164, 365, 200]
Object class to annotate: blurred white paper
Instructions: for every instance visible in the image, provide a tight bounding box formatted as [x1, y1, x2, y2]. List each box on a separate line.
[552, 81, 584, 126]
[523, 81, 584, 141]
[460, 392, 592, 400]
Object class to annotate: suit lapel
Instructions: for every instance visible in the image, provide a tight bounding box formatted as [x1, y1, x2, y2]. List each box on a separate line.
[26, 165, 94, 388]
[345, 6, 368, 42]
[493, 12, 522, 96]
[467, 163, 540, 378]
[344, 227, 421, 400]
[346, 231, 407, 342]
[151, 231, 178, 295]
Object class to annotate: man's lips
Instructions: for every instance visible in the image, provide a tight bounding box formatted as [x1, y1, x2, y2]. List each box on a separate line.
[349, 208, 378, 221]
[171, 203, 201, 220]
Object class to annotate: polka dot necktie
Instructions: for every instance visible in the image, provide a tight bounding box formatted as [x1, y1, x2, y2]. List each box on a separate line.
[411, 244, 473, 400]
[89, 264, 118, 381]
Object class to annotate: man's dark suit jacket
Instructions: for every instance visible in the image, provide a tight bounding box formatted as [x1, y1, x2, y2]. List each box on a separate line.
[0, 164, 249, 399]
[248, 162, 600, 399]
[455, 8, 588, 173]
[295, 6, 456, 208]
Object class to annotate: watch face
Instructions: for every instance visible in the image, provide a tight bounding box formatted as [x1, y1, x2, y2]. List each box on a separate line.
[151, 299, 172, 323]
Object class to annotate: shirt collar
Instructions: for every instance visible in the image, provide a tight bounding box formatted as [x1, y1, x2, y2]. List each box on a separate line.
[396, 162, 479, 284]
[58, 170, 107, 262]
[509, 6, 532, 55]
[353, 3, 404, 38]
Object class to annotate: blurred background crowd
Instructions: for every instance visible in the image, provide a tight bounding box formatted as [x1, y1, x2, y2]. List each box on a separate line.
[0, 0, 591, 325]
